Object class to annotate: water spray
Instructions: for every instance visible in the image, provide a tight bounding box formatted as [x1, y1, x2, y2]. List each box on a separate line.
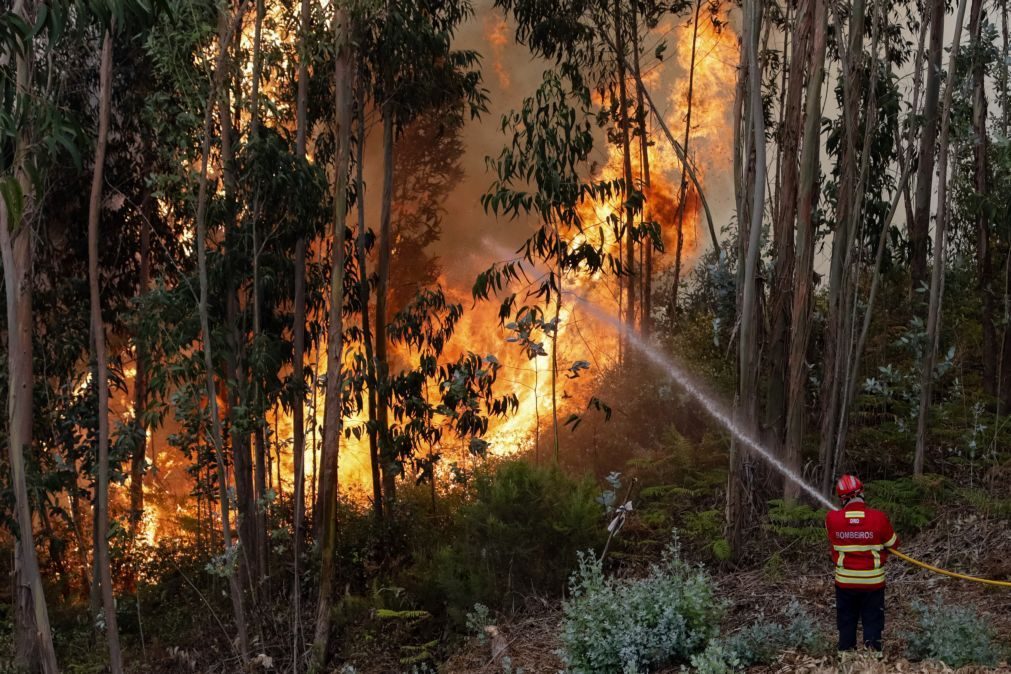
[568, 292, 835, 510]
[569, 292, 1011, 587]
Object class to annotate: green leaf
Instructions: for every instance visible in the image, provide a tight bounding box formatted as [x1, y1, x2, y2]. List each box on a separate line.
[0, 178, 24, 232]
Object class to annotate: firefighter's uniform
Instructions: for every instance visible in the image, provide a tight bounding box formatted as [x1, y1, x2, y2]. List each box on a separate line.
[825, 491, 898, 651]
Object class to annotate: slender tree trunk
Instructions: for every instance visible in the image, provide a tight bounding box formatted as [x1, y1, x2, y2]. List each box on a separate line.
[630, 0, 653, 337]
[818, 0, 866, 493]
[375, 73, 397, 505]
[831, 8, 883, 477]
[999, 0, 1011, 414]
[291, 0, 311, 666]
[968, 0, 995, 398]
[355, 72, 384, 517]
[768, 0, 809, 475]
[728, 0, 766, 556]
[312, 6, 353, 668]
[193, 2, 251, 660]
[0, 2, 59, 666]
[551, 260, 562, 464]
[88, 29, 124, 673]
[915, 0, 970, 475]
[671, 0, 702, 321]
[130, 198, 151, 537]
[220, 65, 260, 587]
[910, 0, 945, 293]
[614, 0, 637, 341]
[249, 0, 269, 587]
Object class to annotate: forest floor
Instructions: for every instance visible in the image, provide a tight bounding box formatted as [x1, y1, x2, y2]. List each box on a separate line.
[441, 512, 1011, 674]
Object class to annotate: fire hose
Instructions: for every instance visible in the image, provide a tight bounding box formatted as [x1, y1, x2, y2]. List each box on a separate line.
[889, 548, 1011, 588]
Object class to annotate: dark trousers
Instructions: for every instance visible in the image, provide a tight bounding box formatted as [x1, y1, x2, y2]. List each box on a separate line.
[835, 585, 885, 651]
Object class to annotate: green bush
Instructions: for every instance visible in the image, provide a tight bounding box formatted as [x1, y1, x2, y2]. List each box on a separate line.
[688, 640, 741, 674]
[410, 460, 605, 623]
[560, 542, 721, 673]
[905, 598, 1003, 667]
[723, 601, 826, 666]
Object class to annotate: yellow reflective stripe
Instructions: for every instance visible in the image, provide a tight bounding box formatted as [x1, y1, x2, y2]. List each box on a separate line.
[835, 574, 886, 585]
[844, 511, 866, 518]
[884, 533, 898, 548]
[837, 551, 845, 568]
[833, 544, 884, 552]
[836, 568, 886, 578]
[872, 549, 881, 569]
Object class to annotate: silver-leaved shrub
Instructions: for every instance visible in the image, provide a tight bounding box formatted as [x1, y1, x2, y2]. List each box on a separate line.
[560, 542, 721, 673]
[905, 598, 1003, 667]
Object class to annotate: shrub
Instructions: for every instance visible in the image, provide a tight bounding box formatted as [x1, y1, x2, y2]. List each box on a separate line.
[688, 641, 740, 674]
[723, 601, 826, 667]
[560, 541, 722, 673]
[409, 460, 605, 623]
[905, 598, 1002, 667]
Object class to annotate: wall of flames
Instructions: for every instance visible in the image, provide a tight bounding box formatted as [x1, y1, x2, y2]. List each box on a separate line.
[124, 2, 740, 544]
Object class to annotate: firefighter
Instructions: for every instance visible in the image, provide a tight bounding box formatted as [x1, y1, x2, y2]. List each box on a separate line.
[824, 474, 898, 652]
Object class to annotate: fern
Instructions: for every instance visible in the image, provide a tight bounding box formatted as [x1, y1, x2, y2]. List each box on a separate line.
[766, 499, 827, 545]
[864, 476, 945, 533]
[375, 609, 431, 621]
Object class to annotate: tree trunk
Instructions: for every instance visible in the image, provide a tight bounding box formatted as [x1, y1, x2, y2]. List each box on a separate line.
[614, 0, 637, 340]
[220, 64, 260, 586]
[88, 28, 124, 673]
[831, 5, 884, 478]
[355, 71, 384, 517]
[728, 0, 766, 556]
[915, 0, 970, 475]
[818, 0, 867, 493]
[0, 2, 59, 666]
[130, 197, 152, 537]
[291, 0, 311, 666]
[630, 0, 653, 337]
[194, 2, 251, 660]
[248, 0, 269, 588]
[312, 6, 353, 668]
[968, 0, 995, 399]
[782, 0, 819, 500]
[671, 0, 702, 322]
[910, 0, 945, 293]
[1000, 0, 1011, 413]
[551, 260, 562, 463]
[375, 74, 397, 506]
[768, 0, 809, 475]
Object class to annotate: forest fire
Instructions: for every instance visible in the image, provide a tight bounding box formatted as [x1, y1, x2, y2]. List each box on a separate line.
[125, 5, 741, 541]
[16, 0, 1007, 670]
[11, 0, 740, 613]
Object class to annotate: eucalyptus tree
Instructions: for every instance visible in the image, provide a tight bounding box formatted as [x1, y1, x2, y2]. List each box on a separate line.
[190, 0, 253, 658]
[353, 0, 485, 509]
[312, 2, 354, 668]
[0, 1, 75, 668]
[910, 0, 946, 291]
[86, 11, 123, 671]
[727, 0, 767, 555]
[784, 0, 827, 501]
[915, 0, 971, 475]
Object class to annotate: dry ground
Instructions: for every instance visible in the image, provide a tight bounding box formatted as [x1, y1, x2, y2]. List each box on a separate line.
[442, 512, 1011, 673]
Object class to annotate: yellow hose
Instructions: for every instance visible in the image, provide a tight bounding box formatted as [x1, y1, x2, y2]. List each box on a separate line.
[889, 548, 1011, 588]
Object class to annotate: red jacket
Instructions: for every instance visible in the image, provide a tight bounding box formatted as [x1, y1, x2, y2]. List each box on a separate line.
[825, 499, 898, 590]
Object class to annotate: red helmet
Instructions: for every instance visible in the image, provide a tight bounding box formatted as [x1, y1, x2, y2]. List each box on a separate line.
[836, 474, 863, 500]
